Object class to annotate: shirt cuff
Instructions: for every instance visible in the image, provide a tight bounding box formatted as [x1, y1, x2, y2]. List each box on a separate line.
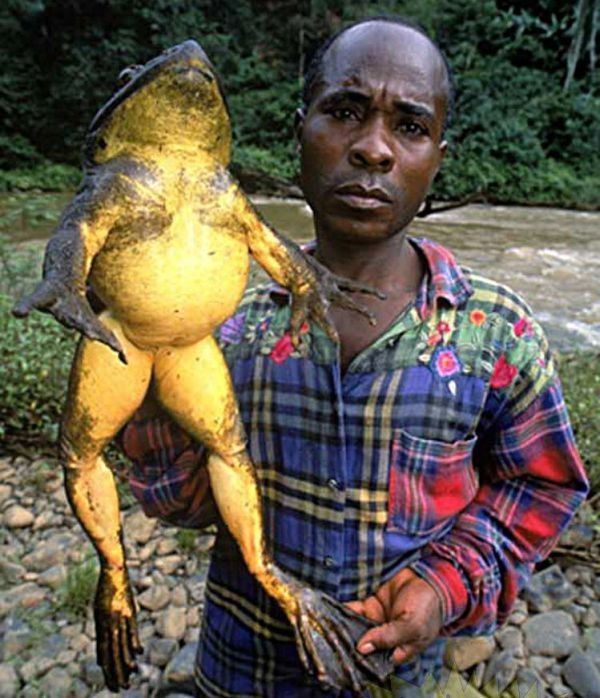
[410, 555, 470, 627]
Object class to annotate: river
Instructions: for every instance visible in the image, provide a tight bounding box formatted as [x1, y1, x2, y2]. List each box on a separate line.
[2, 192, 599, 351]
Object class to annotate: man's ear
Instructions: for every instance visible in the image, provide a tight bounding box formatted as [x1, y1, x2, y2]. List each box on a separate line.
[294, 108, 305, 144]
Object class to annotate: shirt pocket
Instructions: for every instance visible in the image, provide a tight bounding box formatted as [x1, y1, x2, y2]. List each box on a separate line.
[387, 429, 478, 538]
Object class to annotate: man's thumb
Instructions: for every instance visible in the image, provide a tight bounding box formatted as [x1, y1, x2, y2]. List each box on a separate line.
[357, 621, 405, 654]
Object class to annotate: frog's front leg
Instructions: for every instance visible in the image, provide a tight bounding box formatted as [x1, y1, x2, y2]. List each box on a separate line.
[231, 189, 385, 345]
[153, 336, 393, 694]
[12, 175, 126, 361]
[61, 313, 153, 690]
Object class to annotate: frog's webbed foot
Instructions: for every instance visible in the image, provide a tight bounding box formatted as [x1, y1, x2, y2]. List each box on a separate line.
[12, 279, 127, 362]
[289, 254, 386, 346]
[285, 583, 394, 695]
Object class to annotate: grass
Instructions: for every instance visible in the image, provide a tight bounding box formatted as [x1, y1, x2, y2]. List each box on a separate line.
[176, 529, 198, 553]
[54, 557, 99, 619]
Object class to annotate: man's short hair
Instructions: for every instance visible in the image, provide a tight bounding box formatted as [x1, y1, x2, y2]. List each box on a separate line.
[301, 15, 455, 131]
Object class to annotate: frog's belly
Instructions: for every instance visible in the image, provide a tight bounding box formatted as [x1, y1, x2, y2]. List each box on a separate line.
[90, 222, 250, 348]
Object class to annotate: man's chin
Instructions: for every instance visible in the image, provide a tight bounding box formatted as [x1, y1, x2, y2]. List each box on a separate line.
[316, 211, 410, 243]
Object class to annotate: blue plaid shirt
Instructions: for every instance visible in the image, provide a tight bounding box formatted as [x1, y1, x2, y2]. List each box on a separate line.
[122, 237, 587, 697]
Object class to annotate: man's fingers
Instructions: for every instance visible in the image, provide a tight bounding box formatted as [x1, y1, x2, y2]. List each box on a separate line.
[345, 600, 365, 615]
[357, 620, 417, 655]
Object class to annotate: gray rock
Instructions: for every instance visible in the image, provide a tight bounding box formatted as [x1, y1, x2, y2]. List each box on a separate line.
[483, 649, 518, 693]
[138, 584, 170, 611]
[70, 678, 91, 698]
[1, 616, 33, 659]
[125, 509, 157, 544]
[523, 565, 577, 613]
[38, 667, 73, 698]
[562, 649, 600, 698]
[0, 663, 20, 698]
[496, 625, 525, 657]
[21, 533, 77, 571]
[163, 642, 198, 684]
[171, 585, 188, 606]
[156, 606, 187, 640]
[444, 636, 496, 671]
[583, 628, 600, 668]
[524, 611, 580, 657]
[40, 632, 69, 658]
[147, 637, 178, 667]
[18, 656, 56, 682]
[3, 504, 34, 528]
[156, 554, 184, 575]
[583, 607, 599, 627]
[0, 559, 25, 585]
[83, 658, 105, 687]
[0, 484, 12, 504]
[560, 525, 596, 549]
[514, 667, 547, 698]
[37, 563, 68, 589]
[0, 582, 46, 616]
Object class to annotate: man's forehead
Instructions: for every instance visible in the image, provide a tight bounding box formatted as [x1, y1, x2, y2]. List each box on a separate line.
[321, 22, 447, 96]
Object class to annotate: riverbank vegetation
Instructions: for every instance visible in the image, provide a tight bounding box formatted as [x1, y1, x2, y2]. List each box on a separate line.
[1, 237, 599, 494]
[1, 0, 599, 208]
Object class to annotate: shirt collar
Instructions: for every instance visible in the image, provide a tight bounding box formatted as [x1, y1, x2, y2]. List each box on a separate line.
[268, 236, 473, 319]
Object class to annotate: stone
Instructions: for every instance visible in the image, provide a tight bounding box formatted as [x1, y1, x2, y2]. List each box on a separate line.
[529, 656, 556, 674]
[496, 626, 525, 657]
[472, 662, 486, 689]
[0, 484, 12, 504]
[156, 606, 187, 640]
[2, 616, 33, 659]
[147, 637, 178, 667]
[583, 628, 600, 668]
[18, 656, 56, 682]
[3, 504, 34, 528]
[171, 585, 188, 606]
[483, 649, 519, 694]
[33, 509, 56, 530]
[38, 563, 68, 589]
[0, 559, 25, 585]
[562, 650, 600, 698]
[0, 582, 46, 616]
[125, 509, 157, 544]
[138, 584, 170, 611]
[549, 680, 572, 697]
[156, 537, 179, 555]
[583, 607, 599, 627]
[156, 554, 183, 575]
[163, 642, 198, 684]
[21, 533, 77, 571]
[0, 663, 20, 697]
[513, 667, 546, 698]
[560, 525, 596, 548]
[522, 565, 577, 613]
[38, 667, 73, 698]
[523, 611, 580, 657]
[83, 658, 105, 687]
[445, 636, 496, 671]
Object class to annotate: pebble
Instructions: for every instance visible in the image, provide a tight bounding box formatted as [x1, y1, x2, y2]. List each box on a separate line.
[523, 611, 580, 657]
[156, 606, 187, 640]
[445, 636, 496, 671]
[0, 581, 46, 616]
[482, 649, 518, 693]
[39, 666, 73, 697]
[163, 642, 198, 684]
[0, 664, 20, 698]
[3, 504, 34, 528]
[126, 509, 157, 544]
[138, 583, 171, 611]
[562, 649, 600, 698]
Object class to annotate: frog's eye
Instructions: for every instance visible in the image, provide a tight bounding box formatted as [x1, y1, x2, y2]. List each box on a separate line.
[117, 65, 141, 87]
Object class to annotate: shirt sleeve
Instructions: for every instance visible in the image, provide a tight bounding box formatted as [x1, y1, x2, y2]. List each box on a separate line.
[119, 411, 218, 529]
[410, 329, 589, 635]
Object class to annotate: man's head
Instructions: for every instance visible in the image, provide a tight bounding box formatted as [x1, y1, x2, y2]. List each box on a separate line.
[296, 17, 451, 245]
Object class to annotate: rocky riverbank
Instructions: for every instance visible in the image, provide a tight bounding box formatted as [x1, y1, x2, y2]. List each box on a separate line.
[0, 455, 599, 698]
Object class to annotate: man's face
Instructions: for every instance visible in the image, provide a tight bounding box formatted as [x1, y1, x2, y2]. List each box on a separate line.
[297, 22, 448, 244]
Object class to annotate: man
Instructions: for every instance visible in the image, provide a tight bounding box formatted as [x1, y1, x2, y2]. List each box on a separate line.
[122, 17, 588, 697]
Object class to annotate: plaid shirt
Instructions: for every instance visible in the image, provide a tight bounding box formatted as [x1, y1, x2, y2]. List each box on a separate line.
[121, 237, 588, 697]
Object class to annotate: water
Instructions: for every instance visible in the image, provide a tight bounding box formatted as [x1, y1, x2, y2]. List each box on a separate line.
[2, 192, 599, 351]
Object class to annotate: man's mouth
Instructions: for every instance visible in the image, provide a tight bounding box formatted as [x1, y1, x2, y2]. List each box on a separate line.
[334, 183, 393, 209]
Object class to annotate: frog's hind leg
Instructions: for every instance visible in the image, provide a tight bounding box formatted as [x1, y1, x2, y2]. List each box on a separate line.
[154, 336, 394, 695]
[60, 313, 154, 689]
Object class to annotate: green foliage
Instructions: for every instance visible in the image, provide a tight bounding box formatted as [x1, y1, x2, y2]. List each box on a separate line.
[0, 164, 80, 192]
[0, 1, 598, 204]
[175, 528, 198, 553]
[55, 557, 99, 619]
[558, 352, 600, 494]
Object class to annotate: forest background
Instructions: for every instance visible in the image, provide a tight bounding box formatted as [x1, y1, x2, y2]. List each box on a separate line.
[0, 0, 599, 208]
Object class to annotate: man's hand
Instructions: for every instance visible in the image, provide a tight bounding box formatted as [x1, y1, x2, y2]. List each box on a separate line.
[346, 568, 442, 665]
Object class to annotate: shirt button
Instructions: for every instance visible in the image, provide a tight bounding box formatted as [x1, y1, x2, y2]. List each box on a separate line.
[324, 556, 336, 569]
[327, 478, 341, 491]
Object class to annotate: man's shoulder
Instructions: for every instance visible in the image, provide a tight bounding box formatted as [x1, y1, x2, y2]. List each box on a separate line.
[461, 268, 536, 323]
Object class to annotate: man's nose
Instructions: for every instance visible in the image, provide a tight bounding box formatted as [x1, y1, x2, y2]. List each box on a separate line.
[348, 120, 394, 171]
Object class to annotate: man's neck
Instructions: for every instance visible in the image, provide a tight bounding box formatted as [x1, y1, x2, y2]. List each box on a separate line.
[314, 232, 423, 296]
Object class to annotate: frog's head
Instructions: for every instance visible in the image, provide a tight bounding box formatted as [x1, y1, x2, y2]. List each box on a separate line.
[85, 40, 231, 167]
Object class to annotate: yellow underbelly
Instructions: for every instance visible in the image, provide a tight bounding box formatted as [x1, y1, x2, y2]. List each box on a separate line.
[89, 212, 249, 348]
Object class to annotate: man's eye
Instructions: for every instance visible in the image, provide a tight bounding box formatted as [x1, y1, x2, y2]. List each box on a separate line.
[398, 121, 427, 136]
[330, 108, 358, 121]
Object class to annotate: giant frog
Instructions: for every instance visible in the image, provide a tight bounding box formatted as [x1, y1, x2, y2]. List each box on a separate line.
[13, 41, 394, 694]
